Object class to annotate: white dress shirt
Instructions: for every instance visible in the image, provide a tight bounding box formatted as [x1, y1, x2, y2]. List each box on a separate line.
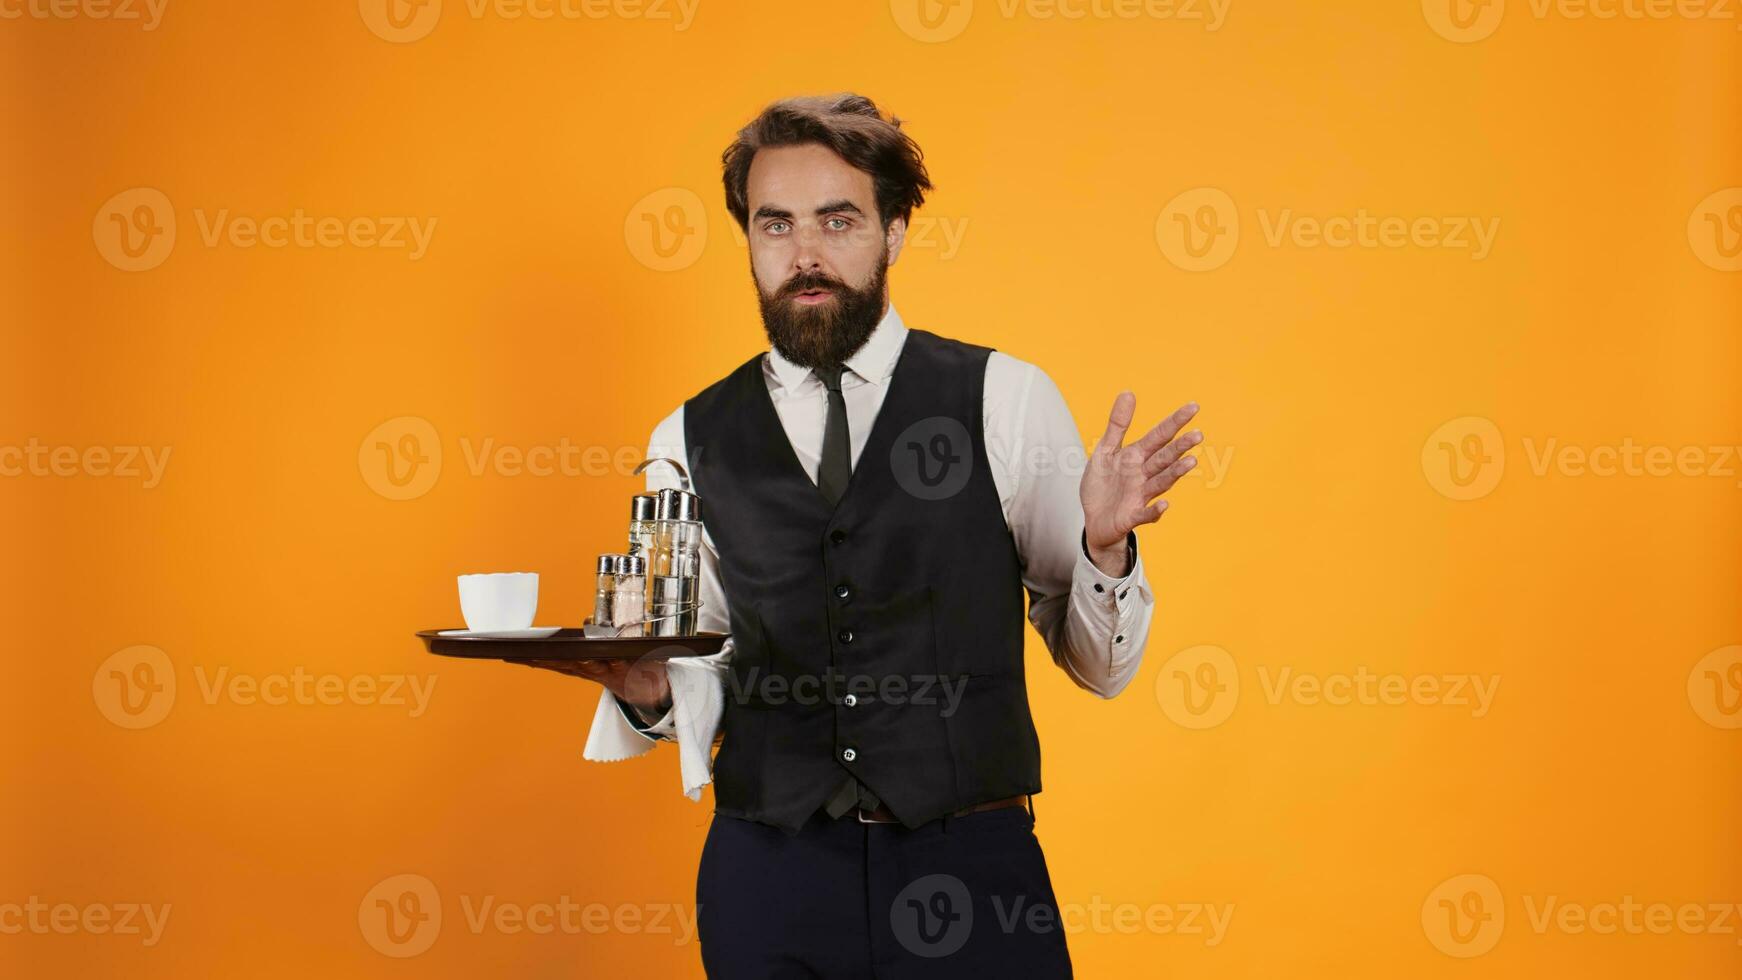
[583, 304, 1155, 800]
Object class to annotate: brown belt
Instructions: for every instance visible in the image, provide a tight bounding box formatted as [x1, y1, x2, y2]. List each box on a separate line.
[854, 794, 1030, 825]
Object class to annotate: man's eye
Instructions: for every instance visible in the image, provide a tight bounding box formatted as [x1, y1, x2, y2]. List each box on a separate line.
[765, 221, 789, 235]
[825, 218, 849, 231]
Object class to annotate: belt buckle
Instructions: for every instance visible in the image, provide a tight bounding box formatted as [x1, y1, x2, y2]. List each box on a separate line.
[855, 807, 897, 824]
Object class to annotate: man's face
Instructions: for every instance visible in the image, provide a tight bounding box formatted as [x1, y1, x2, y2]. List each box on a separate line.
[744, 142, 906, 369]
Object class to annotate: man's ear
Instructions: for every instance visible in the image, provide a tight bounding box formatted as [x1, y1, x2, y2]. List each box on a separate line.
[884, 217, 907, 266]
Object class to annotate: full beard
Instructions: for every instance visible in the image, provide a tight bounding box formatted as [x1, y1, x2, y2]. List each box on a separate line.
[755, 258, 888, 371]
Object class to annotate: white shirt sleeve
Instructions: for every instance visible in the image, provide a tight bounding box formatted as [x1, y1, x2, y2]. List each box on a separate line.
[581, 405, 732, 802]
[985, 353, 1155, 699]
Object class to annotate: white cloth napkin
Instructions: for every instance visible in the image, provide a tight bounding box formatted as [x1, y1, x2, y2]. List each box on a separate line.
[582, 653, 726, 801]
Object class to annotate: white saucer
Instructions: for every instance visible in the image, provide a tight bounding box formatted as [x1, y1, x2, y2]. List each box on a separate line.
[437, 626, 562, 639]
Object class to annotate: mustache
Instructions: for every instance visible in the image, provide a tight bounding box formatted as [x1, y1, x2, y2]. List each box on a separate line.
[777, 272, 846, 299]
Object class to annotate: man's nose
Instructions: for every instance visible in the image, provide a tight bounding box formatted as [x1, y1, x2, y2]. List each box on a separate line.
[791, 223, 825, 273]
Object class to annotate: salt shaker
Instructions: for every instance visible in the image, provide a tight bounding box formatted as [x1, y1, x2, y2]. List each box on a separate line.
[611, 553, 647, 632]
[627, 493, 658, 561]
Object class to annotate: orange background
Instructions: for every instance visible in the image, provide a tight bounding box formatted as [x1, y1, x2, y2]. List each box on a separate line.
[3, 0, 1740, 976]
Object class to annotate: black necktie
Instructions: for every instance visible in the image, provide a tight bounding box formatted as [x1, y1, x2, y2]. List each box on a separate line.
[816, 364, 851, 505]
[813, 363, 881, 817]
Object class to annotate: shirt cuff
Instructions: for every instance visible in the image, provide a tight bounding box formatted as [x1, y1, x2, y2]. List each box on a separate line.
[583, 688, 660, 762]
[614, 694, 677, 740]
[1076, 530, 1150, 638]
[1080, 530, 1138, 585]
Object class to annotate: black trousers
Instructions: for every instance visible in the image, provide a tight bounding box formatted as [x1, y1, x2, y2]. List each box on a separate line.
[696, 804, 1074, 978]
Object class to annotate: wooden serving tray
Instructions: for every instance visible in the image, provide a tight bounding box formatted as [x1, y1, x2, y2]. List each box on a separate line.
[417, 629, 728, 662]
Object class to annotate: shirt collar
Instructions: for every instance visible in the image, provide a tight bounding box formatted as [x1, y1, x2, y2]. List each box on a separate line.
[765, 303, 909, 393]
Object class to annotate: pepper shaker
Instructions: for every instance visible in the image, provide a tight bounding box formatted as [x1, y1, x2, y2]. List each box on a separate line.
[653, 487, 704, 579]
[591, 554, 618, 627]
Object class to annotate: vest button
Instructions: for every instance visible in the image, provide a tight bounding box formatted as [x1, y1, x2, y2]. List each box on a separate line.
[834, 584, 851, 601]
[830, 529, 847, 545]
[844, 693, 858, 707]
[841, 747, 857, 762]
[838, 628, 854, 644]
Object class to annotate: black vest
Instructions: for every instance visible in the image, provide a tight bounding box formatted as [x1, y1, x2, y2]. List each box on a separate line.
[684, 328, 1043, 834]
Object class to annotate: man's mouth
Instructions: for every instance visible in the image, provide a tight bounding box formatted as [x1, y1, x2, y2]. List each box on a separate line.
[790, 288, 836, 306]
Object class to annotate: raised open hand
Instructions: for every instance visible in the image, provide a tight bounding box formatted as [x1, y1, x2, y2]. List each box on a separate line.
[1079, 394, 1202, 576]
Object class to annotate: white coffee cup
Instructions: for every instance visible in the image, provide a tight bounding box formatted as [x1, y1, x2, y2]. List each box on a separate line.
[457, 572, 539, 631]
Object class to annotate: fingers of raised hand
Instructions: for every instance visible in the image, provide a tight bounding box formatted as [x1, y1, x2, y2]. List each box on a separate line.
[1132, 499, 1170, 526]
[1097, 391, 1137, 453]
[1143, 428, 1205, 476]
[1132, 402, 1200, 456]
[1142, 454, 1198, 499]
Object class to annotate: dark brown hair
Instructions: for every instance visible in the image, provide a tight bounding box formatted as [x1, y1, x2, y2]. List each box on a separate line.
[721, 93, 932, 232]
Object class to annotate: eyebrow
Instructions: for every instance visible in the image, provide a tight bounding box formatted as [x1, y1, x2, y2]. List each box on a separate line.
[752, 199, 867, 222]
